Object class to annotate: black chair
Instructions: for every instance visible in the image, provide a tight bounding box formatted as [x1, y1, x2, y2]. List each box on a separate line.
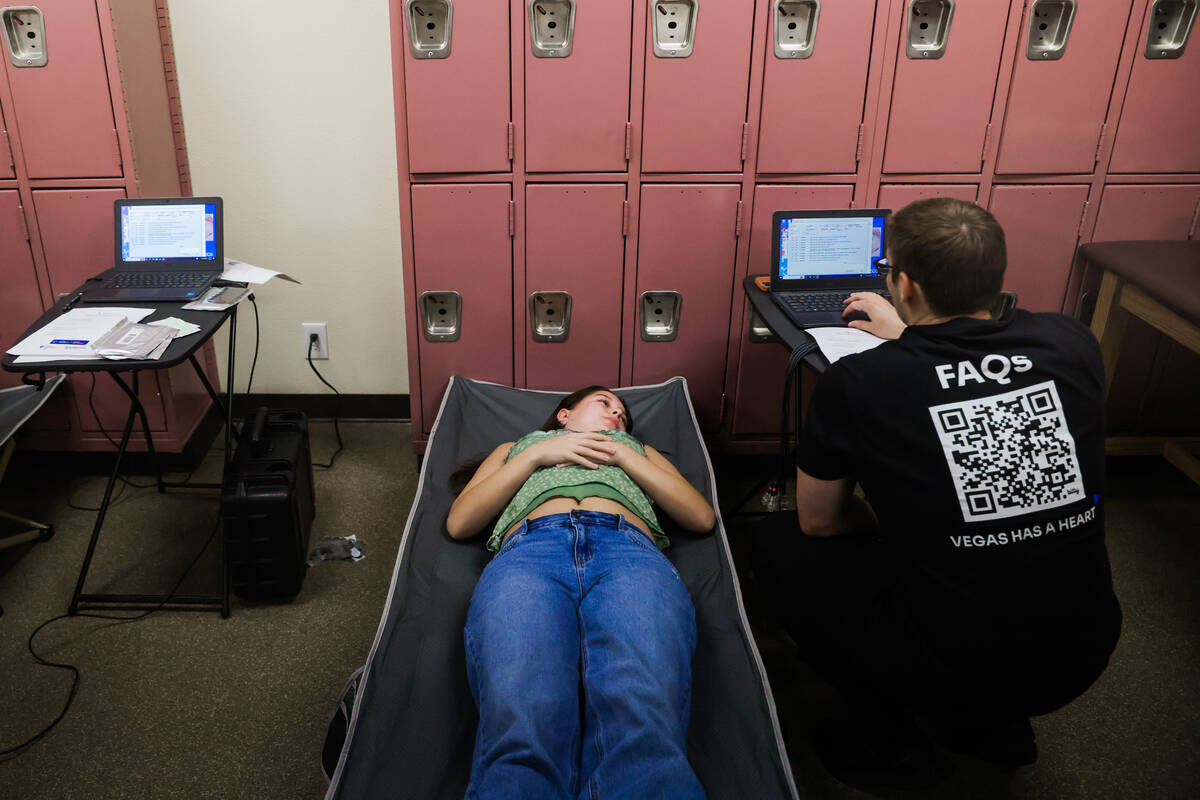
[0, 375, 65, 616]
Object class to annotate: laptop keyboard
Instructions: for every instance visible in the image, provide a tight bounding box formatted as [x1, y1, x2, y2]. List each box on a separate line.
[107, 271, 213, 289]
[776, 291, 878, 312]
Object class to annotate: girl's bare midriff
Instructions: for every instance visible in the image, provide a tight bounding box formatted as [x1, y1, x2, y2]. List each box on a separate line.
[502, 496, 653, 543]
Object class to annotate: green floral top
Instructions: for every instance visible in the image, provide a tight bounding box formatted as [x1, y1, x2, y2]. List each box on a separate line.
[487, 429, 667, 552]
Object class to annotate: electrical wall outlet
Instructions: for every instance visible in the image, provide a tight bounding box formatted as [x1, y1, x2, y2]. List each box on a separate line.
[302, 322, 329, 359]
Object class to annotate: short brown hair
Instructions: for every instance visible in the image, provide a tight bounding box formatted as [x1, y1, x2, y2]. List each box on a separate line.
[887, 197, 1006, 316]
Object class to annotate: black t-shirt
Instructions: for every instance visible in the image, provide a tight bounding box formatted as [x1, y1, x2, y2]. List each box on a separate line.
[797, 309, 1119, 655]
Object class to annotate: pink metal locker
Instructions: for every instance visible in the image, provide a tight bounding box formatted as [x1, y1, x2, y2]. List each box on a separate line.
[988, 184, 1090, 313]
[411, 184, 513, 432]
[0, 191, 45, 390]
[525, 184, 625, 389]
[641, 0, 755, 173]
[0, 109, 13, 178]
[1092, 184, 1200, 241]
[757, 0, 876, 174]
[1109, 1, 1200, 173]
[732, 184, 853, 437]
[877, 183, 977, 209]
[33, 188, 168, 432]
[995, 0, 1131, 174]
[525, 2, 632, 172]
[400, 0, 511, 173]
[633, 184, 741, 430]
[3, 1, 121, 178]
[1088, 184, 1200, 432]
[883, 0, 1010, 173]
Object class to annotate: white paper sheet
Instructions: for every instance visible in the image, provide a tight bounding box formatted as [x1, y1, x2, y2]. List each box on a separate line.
[220, 258, 301, 285]
[806, 327, 887, 365]
[148, 316, 202, 337]
[5, 307, 153, 359]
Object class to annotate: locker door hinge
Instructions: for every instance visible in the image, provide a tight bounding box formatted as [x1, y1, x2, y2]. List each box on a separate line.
[622, 201, 630, 236]
[1077, 200, 1090, 237]
[506, 122, 515, 161]
[624, 122, 633, 160]
[16, 204, 30, 240]
[1094, 123, 1109, 164]
[1188, 196, 1200, 239]
[855, 123, 866, 164]
[740, 123, 751, 162]
[734, 201, 744, 237]
[112, 130, 123, 168]
[507, 201, 516, 237]
[980, 123, 993, 166]
[718, 392, 728, 428]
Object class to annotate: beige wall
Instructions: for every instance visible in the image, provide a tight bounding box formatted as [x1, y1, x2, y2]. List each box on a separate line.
[169, 0, 407, 395]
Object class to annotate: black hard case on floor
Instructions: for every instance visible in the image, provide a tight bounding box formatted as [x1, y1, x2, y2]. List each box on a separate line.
[221, 408, 316, 601]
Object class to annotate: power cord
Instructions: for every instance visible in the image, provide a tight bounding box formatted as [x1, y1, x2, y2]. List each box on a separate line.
[245, 294, 261, 396]
[307, 335, 343, 470]
[0, 515, 222, 759]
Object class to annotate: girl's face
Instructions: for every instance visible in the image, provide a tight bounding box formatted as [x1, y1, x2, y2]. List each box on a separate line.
[556, 391, 628, 432]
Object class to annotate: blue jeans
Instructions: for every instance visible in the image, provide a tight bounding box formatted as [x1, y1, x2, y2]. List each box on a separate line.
[463, 510, 704, 800]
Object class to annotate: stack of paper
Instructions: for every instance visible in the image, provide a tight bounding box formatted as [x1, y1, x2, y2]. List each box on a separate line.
[6, 308, 205, 364]
[91, 319, 176, 360]
[7, 307, 153, 363]
[806, 327, 888, 365]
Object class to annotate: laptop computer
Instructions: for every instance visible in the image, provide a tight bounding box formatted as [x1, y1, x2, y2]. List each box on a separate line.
[81, 197, 224, 303]
[769, 208, 891, 328]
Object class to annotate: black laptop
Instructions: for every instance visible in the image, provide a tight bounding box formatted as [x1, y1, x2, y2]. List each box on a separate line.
[82, 197, 223, 303]
[769, 208, 891, 328]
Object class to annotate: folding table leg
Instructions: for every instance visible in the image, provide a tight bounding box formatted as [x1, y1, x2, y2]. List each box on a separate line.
[68, 387, 140, 616]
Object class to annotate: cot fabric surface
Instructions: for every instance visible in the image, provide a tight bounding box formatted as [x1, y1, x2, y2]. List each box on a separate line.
[323, 377, 798, 800]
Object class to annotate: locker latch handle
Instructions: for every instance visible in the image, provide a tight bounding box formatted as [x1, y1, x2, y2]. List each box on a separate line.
[652, 1, 698, 58]
[405, 0, 453, 60]
[640, 291, 682, 342]
[2, 6, 47, 68]
[419, 291, 463, 342]
[1144, 0, 1198, 59]
[773, 0, 819, 59]
[529, 1, 576, 58]
[1026, 0, 1076, 61]
[529, 292, 573, 342]
[906, 0, 954, 60]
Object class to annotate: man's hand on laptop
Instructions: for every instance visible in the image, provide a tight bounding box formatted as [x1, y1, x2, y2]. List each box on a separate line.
[843, 292, 906, 340]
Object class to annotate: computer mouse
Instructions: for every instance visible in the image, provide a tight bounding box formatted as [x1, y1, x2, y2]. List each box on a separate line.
[844, 310, 871, 324]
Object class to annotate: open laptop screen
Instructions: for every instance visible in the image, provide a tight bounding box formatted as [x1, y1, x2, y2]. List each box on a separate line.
[777, 211, 886, 281]
[116, 198, 222, 267]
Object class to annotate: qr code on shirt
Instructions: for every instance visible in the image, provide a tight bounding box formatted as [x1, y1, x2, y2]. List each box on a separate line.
[928, 380, 1085, 522]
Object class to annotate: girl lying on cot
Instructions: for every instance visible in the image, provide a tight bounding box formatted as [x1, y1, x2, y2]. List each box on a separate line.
[447, 385, 715, 799]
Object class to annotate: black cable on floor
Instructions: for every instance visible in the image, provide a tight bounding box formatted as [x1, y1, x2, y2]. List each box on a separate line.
[307, 337, 343, 470]
[0, 515, 222, 759]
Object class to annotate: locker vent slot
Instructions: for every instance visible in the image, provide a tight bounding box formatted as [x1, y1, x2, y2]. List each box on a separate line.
[1027, 0, 1076, 60]
[748, 308, 778, 343]
[2, 6, 47, 68]
[774, 0, 819, 59]
[529, 1, 576, 58]
[529, 292, 572, 342]
[652, 1, 698, 58]
[405, 0, 453, 60]
[419, 291, 462, 341]
[906, 0, 954, 59]
[1144, 0, 1197, 59]
[640, 291, 682, 341]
